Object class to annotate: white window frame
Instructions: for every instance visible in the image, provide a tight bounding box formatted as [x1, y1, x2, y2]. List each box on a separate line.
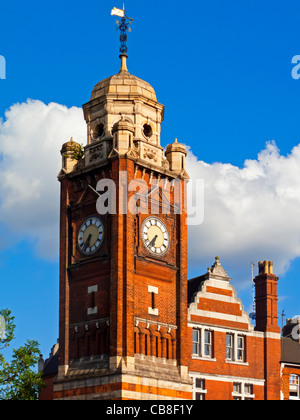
[237, 335, 245, 362]
[289, 375, 300, 400]
[226, 332, 246, 364]
[193, 328, 200, 356]
[192, 328, 214, 360]
[232, 382, 255, 400]
[193, 377, 207, 400]
[226, 333, 234, 360]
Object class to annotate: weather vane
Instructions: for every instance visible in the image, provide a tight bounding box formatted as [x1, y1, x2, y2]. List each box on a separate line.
[111, 5, 133, 55]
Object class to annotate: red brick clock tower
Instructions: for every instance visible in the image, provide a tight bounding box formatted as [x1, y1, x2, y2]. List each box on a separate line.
[54, 54, 193, 400]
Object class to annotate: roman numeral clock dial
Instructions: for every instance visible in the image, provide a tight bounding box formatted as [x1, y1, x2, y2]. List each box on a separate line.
[78, 217, 104, 256]
[142, 217, 170, 256]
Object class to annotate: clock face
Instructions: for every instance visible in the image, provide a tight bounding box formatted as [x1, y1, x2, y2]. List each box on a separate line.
[142, 217, 170, 256]
[78, 216, 104, 256]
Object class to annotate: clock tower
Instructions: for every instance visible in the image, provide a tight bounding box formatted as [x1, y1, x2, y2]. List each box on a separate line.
[54, 52, 192, 400]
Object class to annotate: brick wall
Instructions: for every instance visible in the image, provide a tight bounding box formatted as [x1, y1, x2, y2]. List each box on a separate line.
[187, 259, 281, 400]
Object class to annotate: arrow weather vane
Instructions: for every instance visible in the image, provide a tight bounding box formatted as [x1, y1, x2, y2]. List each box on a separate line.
[111, 5, 134, 55]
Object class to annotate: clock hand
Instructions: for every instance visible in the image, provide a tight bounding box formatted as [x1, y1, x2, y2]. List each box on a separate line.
[83, 234, 92, 251]
[149, 235, 158, 247]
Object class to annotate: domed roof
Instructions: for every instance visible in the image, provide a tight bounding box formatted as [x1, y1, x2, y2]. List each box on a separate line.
[61, 137, 79, 150]
[90, 55, 157, 102]
[165, 138, 187, 155]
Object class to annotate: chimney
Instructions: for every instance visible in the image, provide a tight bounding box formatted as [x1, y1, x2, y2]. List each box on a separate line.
[258, 260, 273, 275]
[254, 260, 281, 400]
[254, 260, 280, 333]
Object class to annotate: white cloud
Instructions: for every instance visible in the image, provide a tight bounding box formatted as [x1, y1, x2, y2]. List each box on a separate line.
[0, 100, 86, 260]
[0, 99, 300, 287]
[186, 141, 300, 283]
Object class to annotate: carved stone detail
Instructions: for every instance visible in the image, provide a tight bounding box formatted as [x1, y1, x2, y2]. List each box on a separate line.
[143, 147, 158, 162]
[89, 144, 104, 162]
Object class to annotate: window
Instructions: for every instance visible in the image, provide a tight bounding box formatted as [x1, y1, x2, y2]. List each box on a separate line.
[204, 331, 212, 357]
[244, 384, 253, 400]
[148, 285, 158, 316]
[289, 375, 300, 399]
[233, 382, 241, 393]
[192, 328, 214, 359]
[193, 329, 200, 356]
[237, 336, 245, 362]
[143, 123, 153, 139]
[151, 292, 155, 310]
[226, 333, 234, 360]
[226, 332, 246, 363]
[94, 123, 104, 139]
[233, 382, 254, 400]
[194, 378, 206, 400]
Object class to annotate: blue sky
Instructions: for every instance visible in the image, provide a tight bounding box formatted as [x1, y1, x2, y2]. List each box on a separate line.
[1, 0, 300, 359]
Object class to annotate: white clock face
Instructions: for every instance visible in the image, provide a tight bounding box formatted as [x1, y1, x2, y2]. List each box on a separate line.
[78, 217, 104, 255]
[142, 217, 170, 256]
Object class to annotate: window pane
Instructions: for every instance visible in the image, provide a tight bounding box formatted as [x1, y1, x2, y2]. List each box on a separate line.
[193, 342, 199, 355]
[204, 331, 211, 344]
[244, 384, 253, 395]
[193, 329, 200, 355]
[237, 336, 245, 361]
[204, 344, 211, 357]
[290, 391, 298, 397]
[227, 347, 233, 359]
[237, 336, 244, 349]
[289, 375, 299, 398]
[193, 329, 199, 343]
[233, 383, 241, 393]
[195, 378, 204, 390]
[290, 375, 299, 385]
[226, 334, 233, 347]
[226, 333, 233, 359]
[237, 350, 244, 361]
[204, 331, 212, 357]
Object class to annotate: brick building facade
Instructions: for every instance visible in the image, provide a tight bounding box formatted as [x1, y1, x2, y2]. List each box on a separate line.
[187, 258, 281, 400]
[280, 318, 300, 400]
[39, 54, 284, 400]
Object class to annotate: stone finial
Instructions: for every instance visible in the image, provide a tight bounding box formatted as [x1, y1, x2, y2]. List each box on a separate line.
[60, 137, 81, 173]
[207, 256, 230, 281]
[165, 138, 187, 173]
[119, 53, 129, 73]
[111, 118, 135, 156]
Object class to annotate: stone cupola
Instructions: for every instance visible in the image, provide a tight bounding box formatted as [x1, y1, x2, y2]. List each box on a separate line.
[59, 54, 189, 180]
[165, 138, 187, 174]
[82, 54, 166, 169]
